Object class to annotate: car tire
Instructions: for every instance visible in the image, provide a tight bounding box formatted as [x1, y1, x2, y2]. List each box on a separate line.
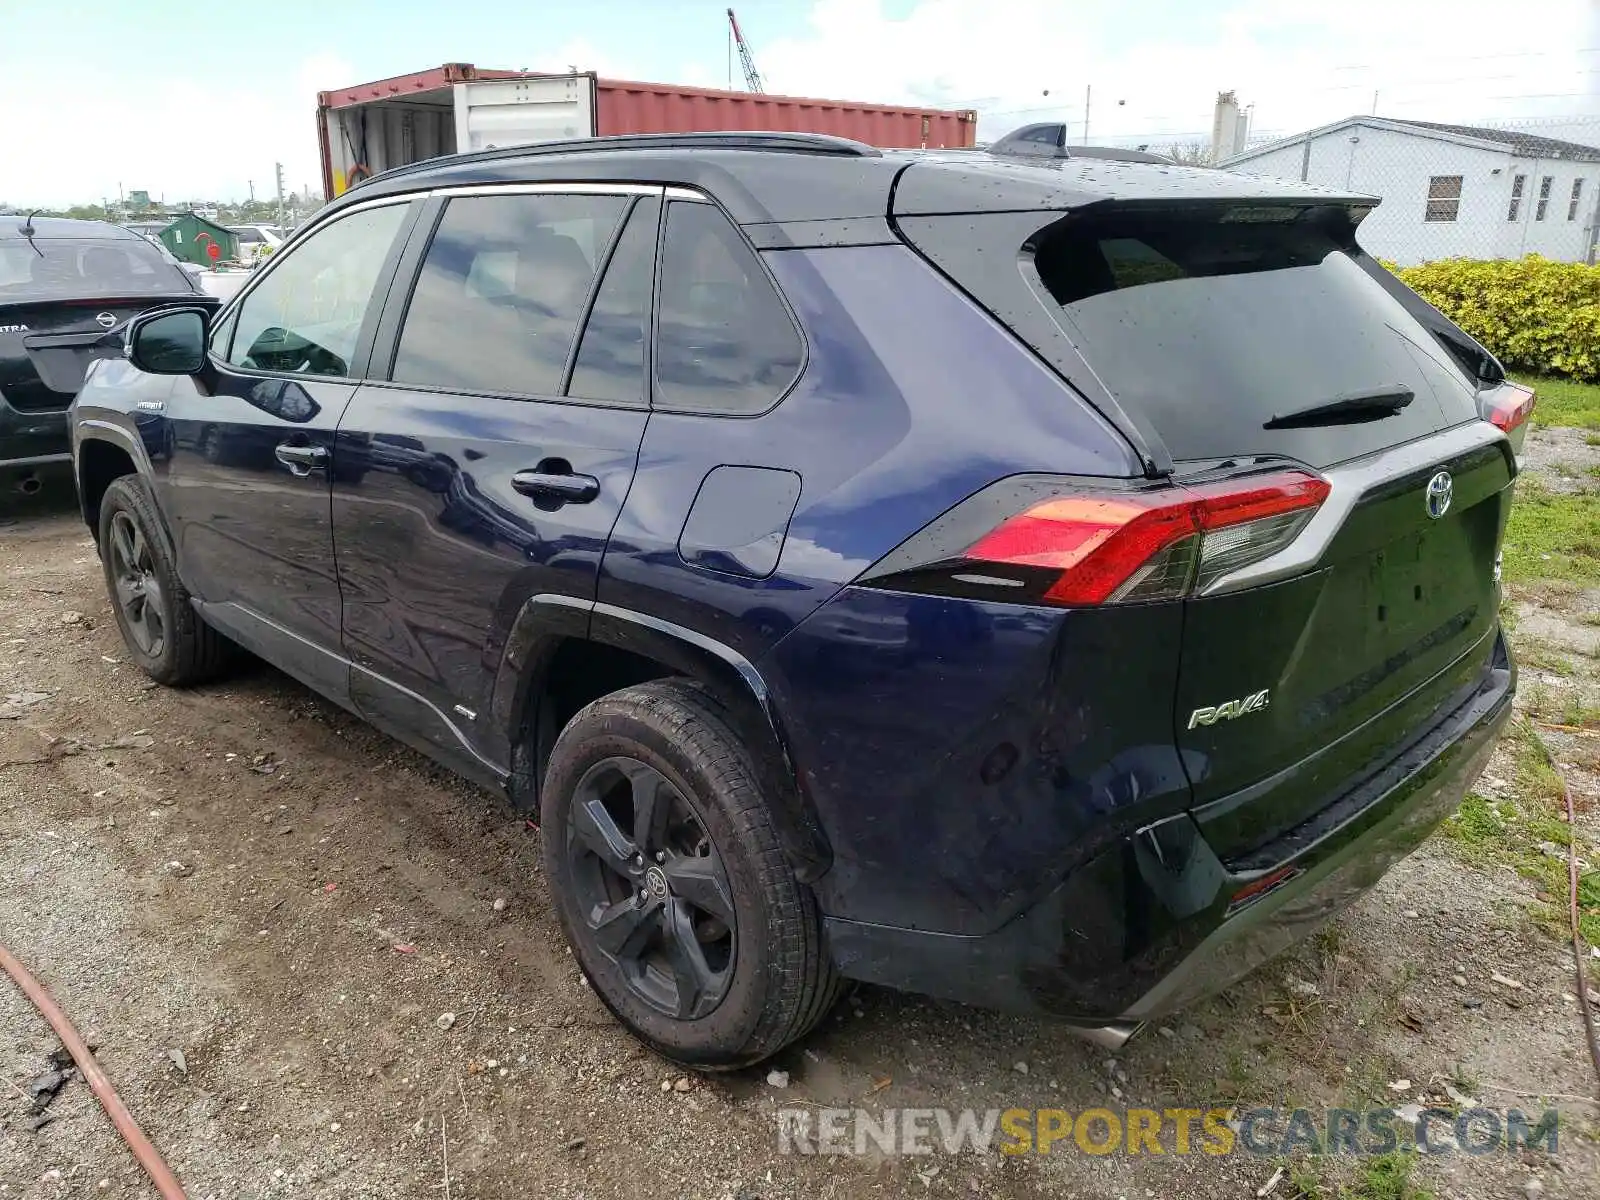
[540, 678, 840, 1069]
[98, 475, 232, 687]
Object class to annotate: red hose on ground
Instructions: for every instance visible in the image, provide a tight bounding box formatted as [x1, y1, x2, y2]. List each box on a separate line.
[0, 940, 187, 1198]
[1539, 734, 1600, 1099]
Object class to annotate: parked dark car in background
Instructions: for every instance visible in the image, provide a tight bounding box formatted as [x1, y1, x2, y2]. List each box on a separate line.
[69, 132, 1526, 1068]
[1, 215, 212, 497]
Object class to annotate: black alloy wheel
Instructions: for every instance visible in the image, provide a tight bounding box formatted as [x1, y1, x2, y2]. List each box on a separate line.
[565, 756, 736, 1020]
[107, 510, 165, 658]
[96, 475, 233, 686]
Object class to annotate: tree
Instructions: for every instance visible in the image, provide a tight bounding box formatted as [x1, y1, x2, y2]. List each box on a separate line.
[1163, 140, 1213, 168]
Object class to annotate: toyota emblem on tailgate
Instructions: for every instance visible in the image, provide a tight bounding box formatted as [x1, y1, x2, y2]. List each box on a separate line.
[1425, 471, 1453, 519]
[95, 312, 117, 329]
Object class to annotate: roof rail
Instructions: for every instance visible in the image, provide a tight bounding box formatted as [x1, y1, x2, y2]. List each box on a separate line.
[357, 131, 882, 190]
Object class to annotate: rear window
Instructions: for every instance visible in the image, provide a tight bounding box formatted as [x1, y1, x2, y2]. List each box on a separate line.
[901, 207, 1484, 467]
[0, 237, 192, 300]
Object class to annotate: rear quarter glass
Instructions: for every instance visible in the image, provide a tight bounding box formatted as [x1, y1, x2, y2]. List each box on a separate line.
[897, 206, 1484, 470]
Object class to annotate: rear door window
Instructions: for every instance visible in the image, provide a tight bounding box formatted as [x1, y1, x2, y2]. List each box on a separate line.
[391, 192, 627, 396]
[654, 200, 803, 415]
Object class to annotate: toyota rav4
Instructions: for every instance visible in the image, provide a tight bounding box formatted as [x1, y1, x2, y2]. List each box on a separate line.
[70, 133, 1527, 1068]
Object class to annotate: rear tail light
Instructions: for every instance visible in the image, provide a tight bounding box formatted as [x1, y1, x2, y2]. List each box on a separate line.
[1484, 383, 1535, 435]
[964, 469, 1330, 606]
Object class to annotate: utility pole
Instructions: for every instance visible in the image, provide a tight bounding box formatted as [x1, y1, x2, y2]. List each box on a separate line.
[274, 162, 285, 224]
[1083, 84, 1092, 145]
[248, 179, 255, 203]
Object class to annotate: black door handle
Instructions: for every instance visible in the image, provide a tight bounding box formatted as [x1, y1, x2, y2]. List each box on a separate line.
[275, 443, 328, 477]
[511, 469, 600, 504]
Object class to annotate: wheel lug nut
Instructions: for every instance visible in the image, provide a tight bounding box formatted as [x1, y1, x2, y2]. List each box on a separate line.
[633, 854, 644, 867]
[654, 851, 665, 864]
[638, 889, 649, 902]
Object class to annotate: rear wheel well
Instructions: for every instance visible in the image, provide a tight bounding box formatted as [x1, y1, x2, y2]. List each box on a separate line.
[510, 638, 788, 823]
[511, 640, 676, 812]
[78, 439, 138, 538]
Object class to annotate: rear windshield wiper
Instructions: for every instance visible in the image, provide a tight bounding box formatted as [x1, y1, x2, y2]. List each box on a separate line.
[1264, 386, 1414, 430]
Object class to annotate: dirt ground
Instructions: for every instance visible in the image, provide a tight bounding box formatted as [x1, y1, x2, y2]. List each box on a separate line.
[0, 446, 1596, 1199]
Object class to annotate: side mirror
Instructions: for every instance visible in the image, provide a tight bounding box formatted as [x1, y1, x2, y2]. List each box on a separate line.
[128, 307, 208, 375]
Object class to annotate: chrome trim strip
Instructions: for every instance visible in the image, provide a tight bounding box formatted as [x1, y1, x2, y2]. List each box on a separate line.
[426, 182, 665, 198]
[3, 452, 72, 468]
[1201, 421, 1510, 596]
[349, 662, 503, 774]
[663, 186, 710, 201]
[326, 192, 431, 216]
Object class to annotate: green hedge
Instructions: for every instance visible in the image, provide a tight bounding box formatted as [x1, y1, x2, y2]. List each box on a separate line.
[1392, 255, 1600, 381]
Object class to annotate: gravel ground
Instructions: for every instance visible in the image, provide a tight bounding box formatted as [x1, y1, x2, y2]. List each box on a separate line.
[0, 450, 1595, 1199]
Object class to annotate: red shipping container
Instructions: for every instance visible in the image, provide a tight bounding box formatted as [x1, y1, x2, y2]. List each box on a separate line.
[318, 65, 976, 199]
[595, 78, 975, 150]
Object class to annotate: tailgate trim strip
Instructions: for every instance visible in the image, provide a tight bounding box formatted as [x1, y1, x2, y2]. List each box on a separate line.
[1199, 420, 1510, 596]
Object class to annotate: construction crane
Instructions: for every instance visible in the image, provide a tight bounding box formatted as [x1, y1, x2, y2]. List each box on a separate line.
[727, 8, 766, 93]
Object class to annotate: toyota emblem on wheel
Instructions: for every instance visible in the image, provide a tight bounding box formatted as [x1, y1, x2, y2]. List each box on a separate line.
[645, 865, 669, 898]
[1425, 471, 1453, 519]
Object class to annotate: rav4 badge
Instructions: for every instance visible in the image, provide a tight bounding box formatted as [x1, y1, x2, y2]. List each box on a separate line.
[1188, 689, 1271, 730]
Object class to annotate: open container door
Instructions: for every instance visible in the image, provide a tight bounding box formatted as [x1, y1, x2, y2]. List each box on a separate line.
[454, 76, 598, 154]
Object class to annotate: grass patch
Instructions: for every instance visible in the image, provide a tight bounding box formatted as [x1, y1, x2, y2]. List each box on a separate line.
[1520, 678, 1600, 727]
[1518, 374, 1600, 430]
[1502, 479, 1600, 585]
[1440, 720, 1600, 945]
[1514, 636, 1578, 676]
[1340, 1151, 1434, 1200]
[1287, 1161, 1327, 1199]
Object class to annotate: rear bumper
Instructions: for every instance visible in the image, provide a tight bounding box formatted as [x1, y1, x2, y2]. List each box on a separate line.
[0, 396, 70, 471]
[825, 631, 1514, 1024]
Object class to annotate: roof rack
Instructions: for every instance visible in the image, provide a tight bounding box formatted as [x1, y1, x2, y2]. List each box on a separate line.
[358, 131, 881, 190]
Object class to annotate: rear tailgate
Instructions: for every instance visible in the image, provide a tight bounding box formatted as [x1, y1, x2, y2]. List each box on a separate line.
[894, 187, 1513, 859]
[1177, 427, 1511, 859]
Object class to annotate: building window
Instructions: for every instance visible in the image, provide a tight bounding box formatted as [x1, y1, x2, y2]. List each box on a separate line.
[1569, 178, 1585, 221]
[1425, 175, 1463, 222]
[1508, 174, 1526, 221]
[1535, 175, 1554, 221]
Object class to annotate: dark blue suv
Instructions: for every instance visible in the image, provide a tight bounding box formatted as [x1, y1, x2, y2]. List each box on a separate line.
[70, 133, 1524, 1068]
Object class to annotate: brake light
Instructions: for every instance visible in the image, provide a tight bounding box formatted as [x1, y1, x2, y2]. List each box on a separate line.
[1484, 383, 1535, 435]
[964, 470, 1330, 606]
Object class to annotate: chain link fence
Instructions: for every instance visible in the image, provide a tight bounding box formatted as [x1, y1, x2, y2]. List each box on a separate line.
[1219, 115, 1600, 266]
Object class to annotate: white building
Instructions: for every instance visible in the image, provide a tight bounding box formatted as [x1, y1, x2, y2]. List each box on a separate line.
[1220, 117, 1600, 266]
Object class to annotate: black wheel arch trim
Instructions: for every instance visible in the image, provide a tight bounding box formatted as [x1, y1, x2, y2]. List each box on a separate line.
[489, 595, 833, 883]
[73, 419, 173, 554]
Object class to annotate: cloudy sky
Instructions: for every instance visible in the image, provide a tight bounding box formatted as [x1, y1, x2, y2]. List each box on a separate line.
[2, 0, 1597, 204]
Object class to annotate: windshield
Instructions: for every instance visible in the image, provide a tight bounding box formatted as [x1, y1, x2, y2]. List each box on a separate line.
[0, 237, 193, 300]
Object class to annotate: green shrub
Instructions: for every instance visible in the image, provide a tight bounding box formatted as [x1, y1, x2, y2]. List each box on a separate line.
[1392, 255, 1600, 381]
